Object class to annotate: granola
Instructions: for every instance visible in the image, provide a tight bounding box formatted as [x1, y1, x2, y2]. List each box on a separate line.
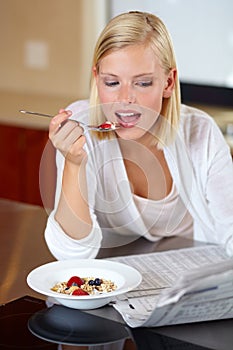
[51, 275, 117, 296]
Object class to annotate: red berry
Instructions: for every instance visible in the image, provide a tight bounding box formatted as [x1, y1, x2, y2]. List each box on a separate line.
[98, 122, 112, 129]
[72, 288, 89, 296]
[67, 276, 84, 287]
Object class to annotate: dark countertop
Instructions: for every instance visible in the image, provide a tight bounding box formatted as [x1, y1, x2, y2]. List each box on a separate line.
[1, 198, 233, 350]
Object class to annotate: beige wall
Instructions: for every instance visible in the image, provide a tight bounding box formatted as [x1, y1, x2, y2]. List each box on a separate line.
[0, 0, 108, 100]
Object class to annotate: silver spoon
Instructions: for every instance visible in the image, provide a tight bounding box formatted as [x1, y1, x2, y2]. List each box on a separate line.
[19, 110, 120, 132]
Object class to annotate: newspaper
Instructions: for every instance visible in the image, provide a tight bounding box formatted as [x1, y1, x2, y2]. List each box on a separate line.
[109, 245, 233, 328]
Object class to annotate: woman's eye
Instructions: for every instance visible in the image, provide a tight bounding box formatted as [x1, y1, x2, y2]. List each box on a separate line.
[135, 81, 153, 87]
[104, 81, 119, 87]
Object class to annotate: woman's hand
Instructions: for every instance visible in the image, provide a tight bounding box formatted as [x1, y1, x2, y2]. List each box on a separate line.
[49, 109, 87, 166]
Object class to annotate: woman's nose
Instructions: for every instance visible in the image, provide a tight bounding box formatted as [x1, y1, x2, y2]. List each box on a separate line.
[118, 86, 136, 103]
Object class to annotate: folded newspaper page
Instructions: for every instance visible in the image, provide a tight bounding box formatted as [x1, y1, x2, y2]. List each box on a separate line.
[110, 245, 233, 328]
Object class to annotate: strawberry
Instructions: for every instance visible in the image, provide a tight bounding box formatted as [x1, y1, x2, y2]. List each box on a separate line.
[98, 122, 112, 129]
[72, 288, 89, 296]
[67, 276, 84, 287]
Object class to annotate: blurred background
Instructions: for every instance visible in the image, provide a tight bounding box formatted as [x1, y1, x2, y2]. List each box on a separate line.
[0, 0, 107, 103]
[0, 0, 232, 208]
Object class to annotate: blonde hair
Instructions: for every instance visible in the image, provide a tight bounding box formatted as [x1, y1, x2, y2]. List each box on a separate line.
[89, 11, 181, 148]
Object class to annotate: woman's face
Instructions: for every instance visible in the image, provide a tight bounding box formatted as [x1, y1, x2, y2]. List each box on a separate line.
[94, 44, 175, 140]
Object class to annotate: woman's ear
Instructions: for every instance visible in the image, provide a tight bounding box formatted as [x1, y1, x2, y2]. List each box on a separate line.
[163, 68, 177, 98]
[92, 66, 98, 79]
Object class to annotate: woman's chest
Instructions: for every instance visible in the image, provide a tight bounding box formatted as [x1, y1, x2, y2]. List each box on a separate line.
[123, 149, 173, 200]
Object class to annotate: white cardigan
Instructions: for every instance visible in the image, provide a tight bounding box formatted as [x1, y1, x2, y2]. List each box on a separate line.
[45, 100, 233, 259]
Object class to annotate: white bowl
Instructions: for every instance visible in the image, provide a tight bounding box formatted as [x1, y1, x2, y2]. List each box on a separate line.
[27, 259, 142, 310]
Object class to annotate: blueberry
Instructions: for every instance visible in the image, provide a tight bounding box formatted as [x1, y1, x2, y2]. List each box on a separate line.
[94, 278, 102, 286]
[71, 282, 78, 286]
[88, 279, 95, 286]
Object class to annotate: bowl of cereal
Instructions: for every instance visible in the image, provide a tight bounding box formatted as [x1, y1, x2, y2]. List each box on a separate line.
[27, 259, 142, 309]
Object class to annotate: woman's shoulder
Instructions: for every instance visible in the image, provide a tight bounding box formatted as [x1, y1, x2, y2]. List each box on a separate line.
[66, 99, 89, 113]
[62, 99, 91, 126]
[180, 104, 215, 125]
[178, 104, 226, 156]
[180, 104, 218, 137]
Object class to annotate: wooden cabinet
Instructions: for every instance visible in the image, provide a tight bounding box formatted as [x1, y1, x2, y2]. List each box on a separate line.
[0, 124, 56, 208]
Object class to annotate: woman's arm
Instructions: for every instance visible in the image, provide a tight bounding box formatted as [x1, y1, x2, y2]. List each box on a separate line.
[55, 158, 92, 239]
[205, 121, 233, 252]
[44, 150, 102, 260]
[44, 104, 102, 259]
[49, 109, 92, 239]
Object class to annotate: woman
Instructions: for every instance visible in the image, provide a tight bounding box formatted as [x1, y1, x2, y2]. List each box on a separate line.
[45, 11, 233, 260]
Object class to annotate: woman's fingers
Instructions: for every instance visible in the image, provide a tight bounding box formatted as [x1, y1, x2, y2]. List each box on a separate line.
[65, 135, 88, 165]
[54, 120, 84, 152]
[49, 110, 72, 135]
[49, 110, 87, 165]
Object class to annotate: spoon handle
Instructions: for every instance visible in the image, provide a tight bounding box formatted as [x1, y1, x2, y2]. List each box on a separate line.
[19, 110, 119, 132]
[19, 110, 53, 118]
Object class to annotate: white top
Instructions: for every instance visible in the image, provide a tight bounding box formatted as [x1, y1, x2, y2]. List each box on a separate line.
[133, 183, 193, 241]
[44, 100, 233, 259]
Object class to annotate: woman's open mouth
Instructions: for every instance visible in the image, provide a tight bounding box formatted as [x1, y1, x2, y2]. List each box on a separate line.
[115, 110, 141, 128]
